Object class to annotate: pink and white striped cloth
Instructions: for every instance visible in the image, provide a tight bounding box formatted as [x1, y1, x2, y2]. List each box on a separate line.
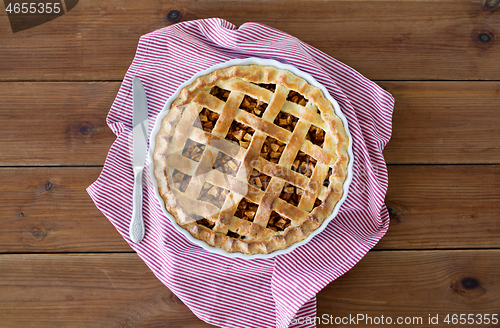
[87, 18, 394, 328]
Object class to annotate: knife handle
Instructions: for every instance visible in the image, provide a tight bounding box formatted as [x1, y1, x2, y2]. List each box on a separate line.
[130, 168, 145, 243]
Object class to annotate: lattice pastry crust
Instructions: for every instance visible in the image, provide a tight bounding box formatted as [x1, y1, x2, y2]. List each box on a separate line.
[153, 64, 349, 254]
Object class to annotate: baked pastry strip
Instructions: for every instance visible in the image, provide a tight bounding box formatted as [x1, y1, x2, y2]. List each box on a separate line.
[253, 119, 311, 227]
[298, 163, 330, 212]
[228, 80, 274, 103]
[169, 103, 200, 155]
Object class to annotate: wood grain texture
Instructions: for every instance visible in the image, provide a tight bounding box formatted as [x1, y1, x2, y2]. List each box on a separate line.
[0, 253, 210, 328]
[0, 0, 499, 81]
[317, 250, 500, 327]
[1, 166, 498, 253]
[0, 167, 128, 253]
[1, 81, 499, 166]
[1, 251, 499, 327]
[377, 165, 500, 249]
[0, 82, 117, 166]
[382, 81, 500, 164]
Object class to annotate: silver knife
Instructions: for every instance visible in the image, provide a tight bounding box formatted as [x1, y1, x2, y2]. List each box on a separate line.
[130, 76, 149, 243]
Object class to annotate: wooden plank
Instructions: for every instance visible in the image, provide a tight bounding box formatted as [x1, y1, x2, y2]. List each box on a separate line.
[1, 251, 499, 327]
[382, 82, 500, 164]
[0, 82, 116, 166]
[0, 253, 210, 327]
[2, 81, 500, 166]
[0, 165, 498, 253]
[317, 250, 500, 326]
[377, 165, 500, 249]
[0, 167, 129, 253]
[0, 0, 499, 81]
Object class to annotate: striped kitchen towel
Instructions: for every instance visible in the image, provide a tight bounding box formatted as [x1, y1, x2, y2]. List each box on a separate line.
[87, 18, 394, 328]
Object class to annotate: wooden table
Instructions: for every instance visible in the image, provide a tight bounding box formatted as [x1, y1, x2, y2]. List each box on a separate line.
[1, 1, 499, 327]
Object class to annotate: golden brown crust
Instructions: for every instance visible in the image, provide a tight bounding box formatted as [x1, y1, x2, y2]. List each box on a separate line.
[153, 64, 350, 255]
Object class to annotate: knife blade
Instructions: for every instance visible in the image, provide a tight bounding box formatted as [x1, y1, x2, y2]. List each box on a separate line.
[130, 76, 149, 243]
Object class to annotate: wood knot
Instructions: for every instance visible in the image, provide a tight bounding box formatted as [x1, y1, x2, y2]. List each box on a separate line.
[450, 275, 485, 300]
[166, 10, 182, 23]
[79, 122, 96, 136]
[172, 294, 184, 306]
[478, 32, 493, 43]
[471, 30, 495, 50]
[387, 206, 396, 218]
[483, 0, 500, 10]
[386, 206, 401, 223]
[472, 30, 495, 49]
[45, 181, 53, 191]
[163, 292, 185, 309]
[32, 230, 44, 240]
[462, 277, 479, 289]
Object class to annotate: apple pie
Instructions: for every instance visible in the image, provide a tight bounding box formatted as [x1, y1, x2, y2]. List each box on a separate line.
[153, 64, 350, 254]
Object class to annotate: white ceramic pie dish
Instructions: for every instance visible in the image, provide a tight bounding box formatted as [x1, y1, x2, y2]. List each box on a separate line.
[148, 57, 354, 259]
